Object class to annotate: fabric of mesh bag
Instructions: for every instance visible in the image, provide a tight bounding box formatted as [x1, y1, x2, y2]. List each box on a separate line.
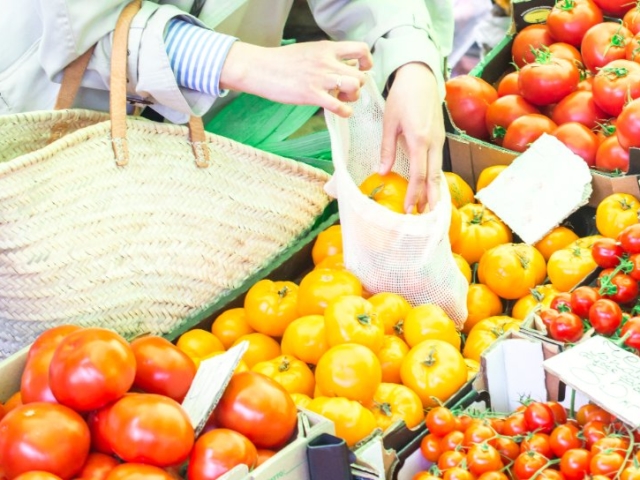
[324, 76, 469, 328]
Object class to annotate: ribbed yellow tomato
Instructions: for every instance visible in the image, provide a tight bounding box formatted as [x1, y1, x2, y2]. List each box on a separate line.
[311, 224, 343, 266]
[251, 355, 315, 397]
[462, 316, 521, 362]
[297, 268, 363, 316]
[547, 235, 602, 292]
[403, 304, 461, 350]
[464, 283, 503, 334]
[452, 204, 512, 265]
[232, 333, 281, 368]
[511, 284, 559, 320]
[211, 308, 255, 350]
[368, 292, 411, 337]
[444, 172, 475, 208]
[324, 295, 385, 353]
[377, 335, 410, 384]
[476, 165, 507, 193]
[534, 226, 579, 261]
[453, 253, 472, 284]
[244, 280, 299, 337]
[280, 315, 328, 366]
[307, 397, 377, 447]
[595, 193, 640, 239]
[366, 383, 424, 432]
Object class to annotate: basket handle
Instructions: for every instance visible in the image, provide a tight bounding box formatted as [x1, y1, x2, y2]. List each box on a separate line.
[53, 0, 210, 167]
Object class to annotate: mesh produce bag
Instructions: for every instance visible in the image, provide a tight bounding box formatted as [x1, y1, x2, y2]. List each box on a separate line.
[324, 77, 468, 327]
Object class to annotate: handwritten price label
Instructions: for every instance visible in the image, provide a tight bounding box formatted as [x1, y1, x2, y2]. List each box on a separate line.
[543, 336, 640, 428]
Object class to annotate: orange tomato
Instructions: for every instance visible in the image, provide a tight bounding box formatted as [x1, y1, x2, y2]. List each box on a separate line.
[211, 308, 255, 350]
[478, 243, 547, 300]
[315, 344, 382, 404]
[311, 224, 343, 266]
[453, 253, 472, 284]
[596, 193, 640, 239]
[367, 383, 424, 432]
[359, 172, 409, 213]
[307, 397, 377, 447]
[315, 253, 345, 270]
[231, 333, 281, 368]
[280, 314, 328, 366]
[464, 283, 503, 334]
[463, 316, 522, 362]
[244, 280, 299, 337]
[324, 295, 385, 353]
[452, 204, 512, 264]
[368, 292, 411, 337]
[400, 339, 467, 408]
[476, 165, 507, 193]
[297, 268, 363, 316]
[290, 393, 312, 409]
[534, 226, 579, 261]
[450, 205, 462, 245]
[176, 329, 225, 358]
[511, 284, 560, 320]
[251, 355, 315, 397]
[3, 392, 22, 413]
[445, 172, 475, 208]
[200, 351, 249, 374]
[377, 335, 410, 384]
[547, 235, 602, 292]
[403, 304, 461, 350]
[256, 449, 277, 467]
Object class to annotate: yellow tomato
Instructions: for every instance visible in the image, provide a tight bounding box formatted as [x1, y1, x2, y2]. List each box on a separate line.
[368, 292, 411, 337]
[444, 172, 475, 208]
[211, 308, 255, 350]
[315, 343, 382, 404]
[315, 253, 345, 270]
[400, 339, 467, 408]
[511, 284, 560, 320]
[449, 204, 462, 245]
[311, 224, 343, 266]
[290, 393, 312, 409]
[232, 332, 281, 368]
[477, 243, 547, 300]
[307, 397, 377, 447]
[403, 304, 461, 350]
[199, 351, 249, 374]
[547, 235, 602, 292]
[244, 279, 299, 337]
[464, 358, 480, 381]
[359, 172, 409, 213]
[452, 204, 513, 264]
[596, 193, 640, 239]
[280, 314, 328, 366]
[297, 268, 363, 316]
[462, 316, 522, 362]
[252, 355, 315, 397]
[176, 329, 225, 358]
[325, 295, 385, 353]
[464, 283, 503, 335]
[377, 335, 410, 384]
[476, 165, 507, 193]
[453, 253, 472, 284]
[367, 383, 424, 432]
[534, 226, 579, 261]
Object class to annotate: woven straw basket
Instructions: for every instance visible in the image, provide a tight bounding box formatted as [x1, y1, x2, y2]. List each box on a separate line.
[0, 1, 331, 358]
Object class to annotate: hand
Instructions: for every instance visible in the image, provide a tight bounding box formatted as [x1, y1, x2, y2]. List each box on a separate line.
[379, 63, 445, 213]
[220, 40, 373, 118]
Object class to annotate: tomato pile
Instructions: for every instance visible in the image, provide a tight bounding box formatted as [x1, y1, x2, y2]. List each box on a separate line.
[445, 0, 640, 173]
[0, 327, 298, 480]
[414, 401, 640, 480]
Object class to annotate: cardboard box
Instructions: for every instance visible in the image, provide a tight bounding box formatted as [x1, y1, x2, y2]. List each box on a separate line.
[445, 0, 640, 206]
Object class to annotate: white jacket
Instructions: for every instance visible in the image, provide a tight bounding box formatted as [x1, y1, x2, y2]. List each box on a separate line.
[0, 0, 453, 123]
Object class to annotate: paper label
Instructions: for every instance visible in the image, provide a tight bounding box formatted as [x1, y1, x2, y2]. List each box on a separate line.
[543, 336, 640, 428]
[181, 341, 248, 435]
[475, 134, 592, 245]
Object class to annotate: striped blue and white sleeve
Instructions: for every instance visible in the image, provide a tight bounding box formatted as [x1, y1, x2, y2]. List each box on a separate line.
[164, 18, 237, 97]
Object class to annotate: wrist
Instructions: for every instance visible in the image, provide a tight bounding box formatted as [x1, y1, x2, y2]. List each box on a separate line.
[219, 42, 267, 92]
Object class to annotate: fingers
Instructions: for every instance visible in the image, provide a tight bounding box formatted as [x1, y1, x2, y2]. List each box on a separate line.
[405, 136, 429, 214]
[426, 147, 443, 211]
[321, 92, 353, 118]
[335, 41, 374, 71]
[379, 115, 399, 177]
[328, 74, 361, 102]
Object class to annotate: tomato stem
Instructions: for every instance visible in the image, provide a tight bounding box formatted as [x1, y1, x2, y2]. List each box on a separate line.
[528, 458, 561, 480]
[356, 313, 373, 326]
[600, 67, 629, 80]
[613, 423, 636, 480]
[423, 346, 438, 367]
[278, 356, 291, 372]
[492, 125, 507, 141]
[278, 286, 290, 299]
[393, 320, 404, 337]
[369, 183, 385, 200]
[375, 401, 393, 417]
[557, 0, 576, 10]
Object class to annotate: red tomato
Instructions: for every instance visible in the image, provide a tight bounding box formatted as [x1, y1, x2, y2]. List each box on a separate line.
[441, 430, 465, 452]
[78, 453, 120, 480]
[589, 299, 623, 335]
[549, 312, 584, 343]
[187, 429, 257, 480]
[524, 402, 556, 434]
[26, 325, 82, 363]
[550, 424, 583, 458]
[577, 76, 594, 91]
[104, 394, 194, 467]
[596, 135, 630, 173]
[618, 223, 640, 252]
[497, 72, 520, 97]
[256, 449, 277, 467]
[592, 59, 640, 117]
[581, 22, 633, 73]
[130, 336, 196, 403]
[590, 451, 625, 477]
[547, 0, 604, 47]
[626, 32, 640, 62]
[629, 253, 640, 280]
[552, 91, 608, 130]
[420, 433, 443, 462]
[539, 308, 560, 329]
[624, 7, 640, 35]
[520, 433, 552, 458]
[13, 473, 62, 480]
[570, 286, 601, 319]
[621, 316, 640, 349]
[20, 348, 58, 405]
[560, 448, 592, 480]
[503, 114, 558, 152]
[214, 371, 297, 449]
[518, 54, 580, 106]
[616, 97, 640, 150]
[502, 413, 530, 437]
[512, 24, 555, 68]
[592, 238, 625, 268]
[601, 273, 639, 304]
[596, 119, 617, 145]
[425, 406, 457, 437]
[86, 402, 116, 455]
[513, 451, 548, 480]
[495, 437, 522, 463]
[551, 292, 573, 311]
[0, 403, 91, 479]
[552, 122, 599, 166]
[593, 0, 637, 17]
[48, 328, 136, 412]
[549, 43, 585, 66]
[485, 95, 540, 145]
[446, 76, 498, 140]
[466, 443, 504, 476]
[104, 464, 174, 480]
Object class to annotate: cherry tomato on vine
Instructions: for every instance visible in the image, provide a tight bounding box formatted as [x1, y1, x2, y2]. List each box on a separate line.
[550, 424, 583, 458]
[602, 273, 639, 304]
[495, 437, 522, 463]
[549, 312, 584, 343]
[502, 413, 530, 437]
[618, 223, 640, 254]
[570, 286, 601, 319]
[621, 316, 640, 350]
[589, 299, 623, 336]
[560, 448, 592, 480]
[539, 309, 559, 329]
[467, 443, 504, 476]
[514, 451, 549, 480]
[426, 406, 457, 437]
[546, 401, 568, 425]
[420, 433, 443, 463]
[520, 432, 553, 458]
[524, 401, 556, 434]
[581, 421, 608, 448]
[591, 238, 625, 269]
[550, 293, 572, 311]
[441, 430, 465, 452]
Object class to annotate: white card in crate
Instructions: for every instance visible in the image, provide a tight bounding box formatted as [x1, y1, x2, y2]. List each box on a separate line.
[475, 134, 592, 245]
